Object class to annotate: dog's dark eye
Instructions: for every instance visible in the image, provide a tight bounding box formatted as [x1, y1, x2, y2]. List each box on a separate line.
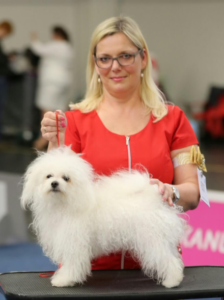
[63, 176, 70, 182]
[46, 174, 52, 179]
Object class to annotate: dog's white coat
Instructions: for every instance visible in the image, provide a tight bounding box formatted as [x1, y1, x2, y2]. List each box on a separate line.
[21, 147, 185, 288]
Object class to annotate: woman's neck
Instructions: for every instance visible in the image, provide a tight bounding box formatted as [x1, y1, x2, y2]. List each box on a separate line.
[100, 88, 144, 115]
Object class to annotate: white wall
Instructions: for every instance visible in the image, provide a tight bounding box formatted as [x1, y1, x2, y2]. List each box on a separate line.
[1, 0, 224, 105]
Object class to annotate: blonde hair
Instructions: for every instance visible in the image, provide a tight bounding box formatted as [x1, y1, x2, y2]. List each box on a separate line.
[70, 16, 168, 122]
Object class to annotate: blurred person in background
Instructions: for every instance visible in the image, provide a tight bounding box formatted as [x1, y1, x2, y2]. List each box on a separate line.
[0, 20, 14, 139]
[40, 16, 202, 271]
[30, 26, 73, 150]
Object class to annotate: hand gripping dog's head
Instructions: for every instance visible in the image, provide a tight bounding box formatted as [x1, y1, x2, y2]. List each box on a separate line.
[21, 146, 95, 214]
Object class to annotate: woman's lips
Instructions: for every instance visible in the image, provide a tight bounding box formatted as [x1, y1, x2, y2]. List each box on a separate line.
[111, 76, 126, 82]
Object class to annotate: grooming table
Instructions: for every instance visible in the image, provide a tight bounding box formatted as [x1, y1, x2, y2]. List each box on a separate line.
[0, 267, 224, 300]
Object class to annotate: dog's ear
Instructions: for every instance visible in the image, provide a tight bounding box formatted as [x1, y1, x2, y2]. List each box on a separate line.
[21, 150, 47, 209]
[20, 162, 37, 209]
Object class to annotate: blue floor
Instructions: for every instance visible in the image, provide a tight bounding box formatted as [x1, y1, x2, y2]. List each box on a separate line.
[0, 243, 221, 300]
[0, 243, 57, 300]
[0, 243, 57, 273]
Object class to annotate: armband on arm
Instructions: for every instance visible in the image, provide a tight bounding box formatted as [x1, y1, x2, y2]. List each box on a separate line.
[172, 146, 207, 172]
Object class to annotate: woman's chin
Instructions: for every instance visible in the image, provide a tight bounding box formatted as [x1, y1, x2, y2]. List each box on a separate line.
[109, 84, 131, 95]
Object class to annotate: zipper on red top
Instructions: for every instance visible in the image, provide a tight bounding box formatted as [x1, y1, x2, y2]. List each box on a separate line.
[126, 136, 132, 173]
[121, 136, 132, 270]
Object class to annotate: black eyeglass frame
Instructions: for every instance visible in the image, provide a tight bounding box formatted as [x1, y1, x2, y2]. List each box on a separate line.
[94, 49, 143, 69]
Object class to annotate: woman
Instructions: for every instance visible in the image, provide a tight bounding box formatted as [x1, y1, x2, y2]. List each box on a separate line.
[31, 26, 73, 149]
[40, 16, 202, 270]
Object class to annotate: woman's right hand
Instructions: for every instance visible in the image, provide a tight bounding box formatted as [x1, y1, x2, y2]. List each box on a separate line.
[41, 110, 67, 149]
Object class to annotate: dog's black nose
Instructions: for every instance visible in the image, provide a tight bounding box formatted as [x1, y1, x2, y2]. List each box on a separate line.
[51, 181, 59, 189]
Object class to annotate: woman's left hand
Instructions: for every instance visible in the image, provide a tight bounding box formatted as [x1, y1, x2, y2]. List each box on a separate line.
[150, 179, 174, 206]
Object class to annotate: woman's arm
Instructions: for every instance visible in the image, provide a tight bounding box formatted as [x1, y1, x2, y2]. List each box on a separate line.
[171, 145, 200, 211]
[150, 145, 201, 212]
[172, 163, 199, 211]
[30, 39, 55, 57]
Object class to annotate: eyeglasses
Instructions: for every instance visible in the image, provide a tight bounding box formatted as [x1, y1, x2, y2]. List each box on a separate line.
[94, 49, 143, 69]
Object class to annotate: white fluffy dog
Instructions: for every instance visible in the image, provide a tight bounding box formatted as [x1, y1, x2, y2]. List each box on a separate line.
[21, 146, 185, 288]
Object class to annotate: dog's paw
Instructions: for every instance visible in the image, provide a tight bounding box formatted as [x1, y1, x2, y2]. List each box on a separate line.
[51, 274, 75, 287]
[162, 271, 183, 288]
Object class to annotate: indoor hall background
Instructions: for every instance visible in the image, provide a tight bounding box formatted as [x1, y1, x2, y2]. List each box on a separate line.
[0, 1, 224, 300]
